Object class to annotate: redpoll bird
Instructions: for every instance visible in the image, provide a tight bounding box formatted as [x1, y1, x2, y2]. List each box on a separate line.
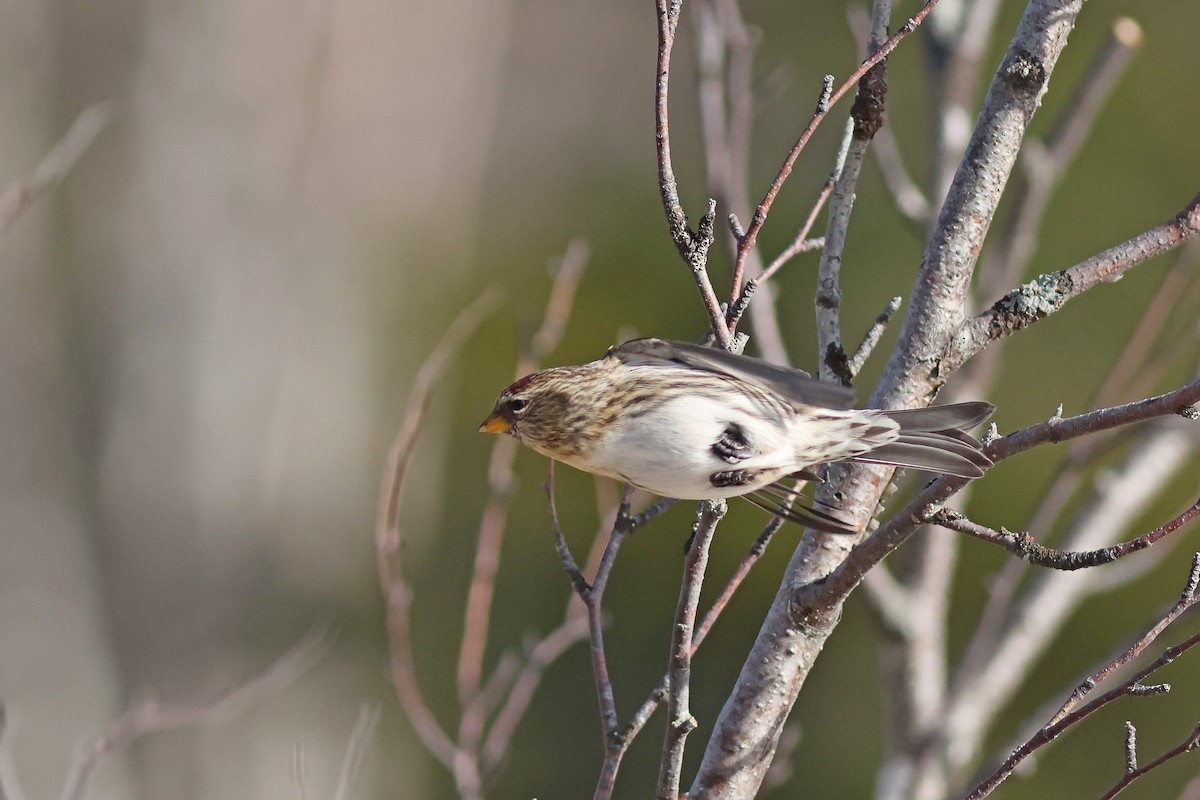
[479, 338, 993, 532]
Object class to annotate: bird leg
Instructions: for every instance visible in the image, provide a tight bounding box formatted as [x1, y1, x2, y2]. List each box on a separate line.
[710, 468, 761, 488]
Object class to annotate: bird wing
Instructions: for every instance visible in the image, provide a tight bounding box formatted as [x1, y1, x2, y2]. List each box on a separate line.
[744, 477, 860, 533]
[608, 338, 855, 410]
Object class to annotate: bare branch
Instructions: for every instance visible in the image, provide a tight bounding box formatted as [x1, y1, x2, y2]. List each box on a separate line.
[458, 249, 588, 708]
[931, 498, 1200, 569]
[966, 556, 1200, 799]
[729, 178, 833, 332]
[730, 0, 941, 305]
[657, 500, 724, 798]
[60, 628, 330, 800]
[655, 0, 731, 347]
[805, 376, 1200, 605]
[374, 291, 500, 771]
[1100, 722, 1200, 800]
[609, 513, 787, 773]
[0, 103, 112, 241]
[332, 704, 380, 800]
[945, 191, 1200, 372]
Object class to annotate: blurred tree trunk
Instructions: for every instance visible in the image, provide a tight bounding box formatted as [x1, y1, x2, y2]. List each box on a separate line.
[5, 0, 516, 797]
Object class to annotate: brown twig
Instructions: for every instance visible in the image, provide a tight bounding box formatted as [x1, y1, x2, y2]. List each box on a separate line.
[60, 627, 330, 800]
[603, 513, 786, 773]
[547, 473, 633, 800]
[655, 0, 730, 348]
[965, 555, 1200, 799]
[0, 103, 112, 241]
[657, 500, 725, 799]
[931, 498, 1200, 570]
[375, 291, 501, 773]
[457, 243, 588, 708]
[377, 247, 586, 797]
[728, 0, 941, 303]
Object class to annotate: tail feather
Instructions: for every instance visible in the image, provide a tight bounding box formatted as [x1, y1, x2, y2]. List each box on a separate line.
[883, 401, 995, 433]
[745, 482, 859, 533]
[750, 402, 995, 530]
[850, 438, 990, 477]
[849, 401, 996, 478]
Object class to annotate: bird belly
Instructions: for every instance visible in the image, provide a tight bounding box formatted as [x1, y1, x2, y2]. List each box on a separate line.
[583, 393, 792, 500]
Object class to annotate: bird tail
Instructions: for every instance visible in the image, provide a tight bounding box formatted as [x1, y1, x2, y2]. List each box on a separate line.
[848, 401, 995, 478]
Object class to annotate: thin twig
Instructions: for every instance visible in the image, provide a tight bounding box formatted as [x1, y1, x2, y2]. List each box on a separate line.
[608, 514, 787, 768]
[0, 103, 112, 241]
[457, 245, 588, 707]
[1100, 722, 1200, 800]
[657, 500, 725, 798]
[847, 296, 902, 378]
[332, 704, 381, 800]
[60, 627, 330, 800]
[728, 180, 832, 332]
[548, 471, 657, 800]
[729, 0, 941, 299]
[931, 498, 1200, 569]
[965, 556, 1200, 799]
[375, 291, 501, 771]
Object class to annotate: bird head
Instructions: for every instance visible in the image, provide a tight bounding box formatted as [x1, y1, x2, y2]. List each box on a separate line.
[479, 368, 592, 457]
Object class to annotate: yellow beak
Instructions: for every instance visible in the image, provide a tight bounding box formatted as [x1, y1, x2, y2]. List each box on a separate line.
[478, 413, 510, 434]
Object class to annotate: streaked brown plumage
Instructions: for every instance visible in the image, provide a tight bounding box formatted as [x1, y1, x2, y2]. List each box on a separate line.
[481, 338, 993, 532]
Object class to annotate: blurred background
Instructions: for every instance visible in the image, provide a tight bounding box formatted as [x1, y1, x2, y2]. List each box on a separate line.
[1, 0, 1198, 798]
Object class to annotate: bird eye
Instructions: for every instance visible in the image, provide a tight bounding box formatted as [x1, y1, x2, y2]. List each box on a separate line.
[506, 397, 529, 414]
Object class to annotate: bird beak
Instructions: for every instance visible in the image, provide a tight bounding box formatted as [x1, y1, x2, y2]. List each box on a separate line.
[478, 413, 510, 435]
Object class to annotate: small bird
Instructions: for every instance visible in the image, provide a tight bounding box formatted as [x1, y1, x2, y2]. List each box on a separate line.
[480, 338, 993, 532]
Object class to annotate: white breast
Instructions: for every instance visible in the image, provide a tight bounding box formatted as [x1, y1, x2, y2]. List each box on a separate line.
[580, 391, 795, 500]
